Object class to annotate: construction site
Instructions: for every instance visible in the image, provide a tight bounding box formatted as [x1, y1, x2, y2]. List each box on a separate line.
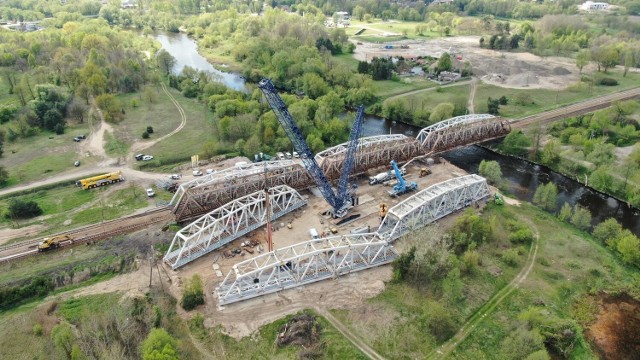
[142, 79, 504, 333]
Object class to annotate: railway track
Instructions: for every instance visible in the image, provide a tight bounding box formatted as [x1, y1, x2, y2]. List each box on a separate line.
[511, 87, 640, 128]
[0, 207, 174, 263]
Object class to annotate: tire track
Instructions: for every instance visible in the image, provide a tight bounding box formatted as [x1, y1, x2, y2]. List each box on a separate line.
[315, 307, 386, 360]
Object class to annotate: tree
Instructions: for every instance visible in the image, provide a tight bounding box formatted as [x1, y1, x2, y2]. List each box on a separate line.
[146, 126, 154, 134]
[589, 167, 613, 192]
[592, 218, 623, 245]
[540, 139, 561, 166]
[7, 198, 43, 219]
[156, 49, 176, 75]
[576, 50, 589, 74]
[181, 274, 204, 310]
[570, 205, 592, 231]
[591, 45, 618, 72]
[501, 130, 531, 156]
[68, 99, 87, 123]
[533, 183, 558, 212]
[616, 234, 640, 267]
[52, 323, 75, 360]
[429, 103, 455, 123]
[141, 328, 178, 360]
[95, 94, 123, 123]
[487, 97, 500, 115]
[478, 160, 502, 186]
[436, 53, 453, 73]
[558, 202, 572, 222]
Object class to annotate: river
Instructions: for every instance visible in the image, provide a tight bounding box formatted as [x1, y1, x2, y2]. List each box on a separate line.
[152, 31, 247, 92]
[155, 32, 639, 236]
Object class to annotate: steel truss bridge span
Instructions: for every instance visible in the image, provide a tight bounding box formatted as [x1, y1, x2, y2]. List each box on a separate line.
[379, 174, 491, 241]
[417, 114, 511, 154]
[215, 233, 398, 306]
[171, 114, 507, 222]
[164, 185, 307, 270]
[171, 161, 312, 222]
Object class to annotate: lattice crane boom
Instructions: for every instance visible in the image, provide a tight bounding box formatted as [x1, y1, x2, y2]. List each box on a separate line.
[258, 79, 339, 210]
[335, 105, 364, 215]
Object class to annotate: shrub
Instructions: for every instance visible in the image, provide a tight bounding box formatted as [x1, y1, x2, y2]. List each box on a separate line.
[597, 77, 618, 86]
[499, 95, 509, 105]
[502, 248, 519, 266]
[33, 324, 43, 336]
[54, 123, 65, 135]
[141, 328, 178, 360]
[181, 275, 205, 311]
[570, 205, 592, 231]
[141, 131, 150, 139]
[509, 228, 534, 244]
[7, 198, 43, 219]
[146, 126, 154, 134]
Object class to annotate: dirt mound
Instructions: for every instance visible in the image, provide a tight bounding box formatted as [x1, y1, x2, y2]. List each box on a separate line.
[552, 66, 572, 75]
[276, 314, 321, 348]
[586, 293, 640, 360]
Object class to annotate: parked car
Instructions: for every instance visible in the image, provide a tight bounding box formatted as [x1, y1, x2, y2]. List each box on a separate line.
[135, 154, 144, 161]
[170, 174, 181, 180]
[74, 161, 80, 167]
[285, 152, 292, 159]
[142, 155, 154, 161]
[292, 151, 300, 158]
[77, 134, 86, 139]
[192, 170, 203, 176]
[73, 137, 82, 142]
[146, 188, 155, 197]
[206, 169, 216, 174]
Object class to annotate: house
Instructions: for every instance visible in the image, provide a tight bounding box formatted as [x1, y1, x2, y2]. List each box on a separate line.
[121, 0, 137, 9]
[579, 1, 609, 11]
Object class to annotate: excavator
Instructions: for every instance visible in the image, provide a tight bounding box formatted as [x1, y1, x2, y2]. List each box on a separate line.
[37, 235, 73, 252]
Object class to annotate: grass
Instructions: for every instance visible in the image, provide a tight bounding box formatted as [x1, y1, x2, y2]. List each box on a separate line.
[141, 85, 213, 169]
[373, 78, 438, 99]
[386, 83, 471, 109]
[475, 70, 640, 119]
[57, 292, 122, 323]
[347, 20, 442, 40]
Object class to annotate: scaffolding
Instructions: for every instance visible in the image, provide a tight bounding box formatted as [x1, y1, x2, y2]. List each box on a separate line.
[215, 233, 398, 305]
[164, 185, 307, 269]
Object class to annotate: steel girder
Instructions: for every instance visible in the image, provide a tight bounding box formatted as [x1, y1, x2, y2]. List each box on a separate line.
[416, 114, 511, 154]
[315, 134, 423, 179]
[164, 185, 307, 269]
[171, 161, 313, 222]
[215, 233, 398, 305]
[378, 175, 491, 240]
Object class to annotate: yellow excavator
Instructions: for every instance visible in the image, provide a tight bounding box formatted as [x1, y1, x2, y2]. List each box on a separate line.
[419, 168, 431, 177]
[38, 235, 73, 252]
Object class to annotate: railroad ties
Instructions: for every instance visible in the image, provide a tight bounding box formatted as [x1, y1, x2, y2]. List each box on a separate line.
[163, 185, 307, 270]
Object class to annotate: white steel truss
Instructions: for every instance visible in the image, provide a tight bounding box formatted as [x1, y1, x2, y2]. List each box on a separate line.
[315, 134, 409, 159]
[379, 175, 491, 240]
[164, 185, 307, 269]
[215, 233, 398, 305]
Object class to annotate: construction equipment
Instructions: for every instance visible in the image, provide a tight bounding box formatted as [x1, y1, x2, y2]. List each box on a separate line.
[75, 171, 124, 190]
[388, 160, 418, 197]
[37, 234, 73, 252]
[258, 79, 364, 218]
[419, 167, 431, 177]
[369, 168, 405, 185]
[494, 193, 504, 205]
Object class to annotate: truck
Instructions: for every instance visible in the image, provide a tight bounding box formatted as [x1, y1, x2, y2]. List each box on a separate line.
[369, 168, 406, 185]
[76, 171, 125, 190]
[388, 160, 418, 197]
[276, 152, 285, 160]
[38, 235, 73, 252]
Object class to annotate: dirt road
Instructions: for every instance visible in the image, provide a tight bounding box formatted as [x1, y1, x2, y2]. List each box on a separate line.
[315, 307, 386, 360]
[467, 77, 478, 114]
[426, 220, 540, 359]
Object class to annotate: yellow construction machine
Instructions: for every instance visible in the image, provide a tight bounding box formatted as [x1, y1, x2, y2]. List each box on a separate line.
[419, 167, 432, 177]
[38, 235, 73, 252]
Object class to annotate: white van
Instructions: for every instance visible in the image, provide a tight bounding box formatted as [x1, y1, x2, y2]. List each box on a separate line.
[309, 228, 319, 239]
[276, 152, 285, 160]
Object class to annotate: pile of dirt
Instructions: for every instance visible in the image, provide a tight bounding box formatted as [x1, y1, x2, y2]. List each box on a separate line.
[586, 293, 640, 360]
[276, 314, 321, 348]
[552, 66, 572, 75]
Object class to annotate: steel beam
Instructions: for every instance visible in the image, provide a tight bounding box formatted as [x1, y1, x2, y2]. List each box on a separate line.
[164, 185, 307, 269]
[215, 233, 398, 305]
[417, 114, 511, 154]
[379, 175, 491, 240]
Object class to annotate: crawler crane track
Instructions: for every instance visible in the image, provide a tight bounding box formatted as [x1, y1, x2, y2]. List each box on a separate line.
[0, 207, 174, 263]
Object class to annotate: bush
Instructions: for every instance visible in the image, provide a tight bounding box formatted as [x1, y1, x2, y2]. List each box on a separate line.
[33, 324, 43, 336]
[146, 126, 154, 134]
[499, 95, 509, 105]
[54, 123, 65, 135]
[509, 228, 534, 244]
[181, 275, 205, 311]
[502, 248, 519, 266]
[141, 131, 150, 139]
[597, 77, 618, 86]
[141, 328, 178, 360]
[7, 198, 43, 219]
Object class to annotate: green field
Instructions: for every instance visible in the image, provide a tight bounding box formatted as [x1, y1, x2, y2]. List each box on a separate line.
[475, 70, 640, 118]
[386, 83, 471, 111]
[332, 203, 638, 359]
[347, 20, 442, 40]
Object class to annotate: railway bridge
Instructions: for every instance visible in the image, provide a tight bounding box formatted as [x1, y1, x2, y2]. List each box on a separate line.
[171, 114, 509, 222]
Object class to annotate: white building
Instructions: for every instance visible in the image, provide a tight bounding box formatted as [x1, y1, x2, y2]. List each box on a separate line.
[579, 1, 609, 11]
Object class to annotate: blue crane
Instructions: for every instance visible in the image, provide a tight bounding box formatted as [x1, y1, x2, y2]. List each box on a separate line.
[258, 79, 363, 217]
[388, 160, 418, 197]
